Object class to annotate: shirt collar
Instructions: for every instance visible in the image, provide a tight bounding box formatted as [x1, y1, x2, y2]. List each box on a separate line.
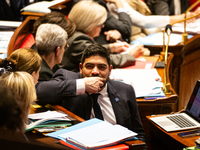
[99, 83, 107, 96]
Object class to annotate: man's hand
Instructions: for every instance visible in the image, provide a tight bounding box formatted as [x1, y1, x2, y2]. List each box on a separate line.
[84, 77, 106, 93]
[104, 30, 122, 43]
[109, 41, 129, 53]
[104, 0, 124, 8]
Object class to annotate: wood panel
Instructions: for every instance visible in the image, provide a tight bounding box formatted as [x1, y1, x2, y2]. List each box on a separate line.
[178, 34, 200, 110]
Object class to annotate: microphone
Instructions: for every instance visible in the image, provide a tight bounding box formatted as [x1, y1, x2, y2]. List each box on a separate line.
[163, 24, 172, 94]
[161, 11, 200, 55]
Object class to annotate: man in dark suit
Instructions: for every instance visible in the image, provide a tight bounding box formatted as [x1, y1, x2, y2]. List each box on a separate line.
[36, 43, 146, 143]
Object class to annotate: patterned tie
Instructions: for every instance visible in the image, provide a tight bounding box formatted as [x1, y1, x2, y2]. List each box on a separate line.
[91, 93, 104, 120]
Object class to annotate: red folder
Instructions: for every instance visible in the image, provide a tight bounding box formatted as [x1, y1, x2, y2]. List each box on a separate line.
[123, 61, 154, 69]
[59, 140, 129, 150]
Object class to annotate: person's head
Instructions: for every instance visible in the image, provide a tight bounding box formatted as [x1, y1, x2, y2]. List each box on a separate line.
[35, 23, 68, 65]
[8, 48, 42, 85]
[79, 44, 112, 88]
[0, 71, 36, 124]
[33, 11, 76, 37]
[0, 79, 24, 132]
[68, 0, 107, 38]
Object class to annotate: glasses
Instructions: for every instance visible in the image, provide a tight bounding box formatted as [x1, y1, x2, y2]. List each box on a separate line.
[97, 24, 104, 28]
[65, 44, 69, 50]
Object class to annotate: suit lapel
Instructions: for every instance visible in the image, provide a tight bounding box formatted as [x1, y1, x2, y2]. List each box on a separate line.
[107, 80, 124, 125]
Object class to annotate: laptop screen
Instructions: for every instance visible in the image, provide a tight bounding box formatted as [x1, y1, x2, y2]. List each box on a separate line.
[186, 80, 200, 122]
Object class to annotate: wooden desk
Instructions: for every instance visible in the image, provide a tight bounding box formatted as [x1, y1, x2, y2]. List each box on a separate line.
[145, 34, 200, 111]
[27, 105, 146, 150]
[146, 115, 200, 150]
[136, 54, 178, 147]
[145, 42, 184, 95]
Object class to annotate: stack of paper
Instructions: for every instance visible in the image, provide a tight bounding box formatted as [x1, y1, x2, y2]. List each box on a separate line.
[171, 18, 200, 34]
[0, 31, 14, 54]
[47, 118, 137, 149]
[21, 0, 66, 13]
[131, 32, 193, 46]
[110, 69, 165, 98]
[26, 110, 71, 132]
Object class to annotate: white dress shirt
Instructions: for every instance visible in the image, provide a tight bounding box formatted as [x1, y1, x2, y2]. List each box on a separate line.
[90, 84, 117, 125]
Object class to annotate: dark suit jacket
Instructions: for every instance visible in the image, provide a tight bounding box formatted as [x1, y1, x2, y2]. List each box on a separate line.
[147, 0, 189, 15]
[36, 68, 146, 143]
[39, 58, 59, 81]
[73, 0, 132, 44]
[60, 31, 135, 72]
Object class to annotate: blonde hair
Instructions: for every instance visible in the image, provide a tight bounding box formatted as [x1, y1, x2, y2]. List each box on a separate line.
[9, 48, 42, 74]
[1, 72, 36, 124]
[68, 0, 107, 33]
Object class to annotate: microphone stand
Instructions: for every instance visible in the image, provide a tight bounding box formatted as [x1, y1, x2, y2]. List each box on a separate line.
[159, 9, 200, 94]
[163, 24, 172, 94]
[160, 11, 200, 62]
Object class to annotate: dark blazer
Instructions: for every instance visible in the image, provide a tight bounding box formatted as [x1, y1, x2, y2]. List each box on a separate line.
[146, 0, 189, 15]
[60, 31, 135, 72]
[39, 58, 59, 81]
[36, 69, 80, 105]
[36, 68, 146, 143]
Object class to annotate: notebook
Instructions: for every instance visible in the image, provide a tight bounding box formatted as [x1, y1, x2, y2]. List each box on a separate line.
[150, 80, 200, 132]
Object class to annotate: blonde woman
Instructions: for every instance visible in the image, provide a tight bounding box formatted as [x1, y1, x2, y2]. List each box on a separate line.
[1, 72, 36, 125]
[0, 48, 42, 85]
[60, 0, 144, 72]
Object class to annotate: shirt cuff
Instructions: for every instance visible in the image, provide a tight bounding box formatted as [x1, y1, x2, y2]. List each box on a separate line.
[76, 79, 85, 95]
[117, 8, 127, 13]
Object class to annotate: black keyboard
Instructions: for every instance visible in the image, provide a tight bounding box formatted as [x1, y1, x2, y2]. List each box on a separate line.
[167, 115, 197, 128]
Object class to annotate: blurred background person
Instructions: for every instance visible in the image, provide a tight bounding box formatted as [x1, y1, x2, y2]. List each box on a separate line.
[0, 79, 26, 142]
[61, 0, 144, 72]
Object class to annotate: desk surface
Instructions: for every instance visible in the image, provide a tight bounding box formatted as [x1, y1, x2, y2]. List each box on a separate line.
[146, 115, 200, 150]
[28, 105, 146, 150]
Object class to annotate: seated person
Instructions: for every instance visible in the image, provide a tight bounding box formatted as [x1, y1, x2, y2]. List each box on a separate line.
[0, 48, 41, 85]
[36, 43, 146, 143]
[106, 0, 197, 40]
[74, 0, 132, 44]
[146, 0, 197, 15]
[0, 79, 26, 142]
[35, 23, 68, 81]
[60, 0, 144, 72]
[0, 0, 30, 21]
[7, 48, 42, 85]
[31, 11, 76, 50]
[0, 71, 36, 125]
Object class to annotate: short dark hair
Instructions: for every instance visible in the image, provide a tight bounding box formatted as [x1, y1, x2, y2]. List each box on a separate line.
[33, 11, 76, 37]
[81, 43, 110, 66]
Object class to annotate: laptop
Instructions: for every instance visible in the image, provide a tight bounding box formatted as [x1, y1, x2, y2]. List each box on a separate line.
[150, 80, 200, 132]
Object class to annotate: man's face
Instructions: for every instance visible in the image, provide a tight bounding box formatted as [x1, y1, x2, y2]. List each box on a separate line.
[80, 55, 112, 86]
